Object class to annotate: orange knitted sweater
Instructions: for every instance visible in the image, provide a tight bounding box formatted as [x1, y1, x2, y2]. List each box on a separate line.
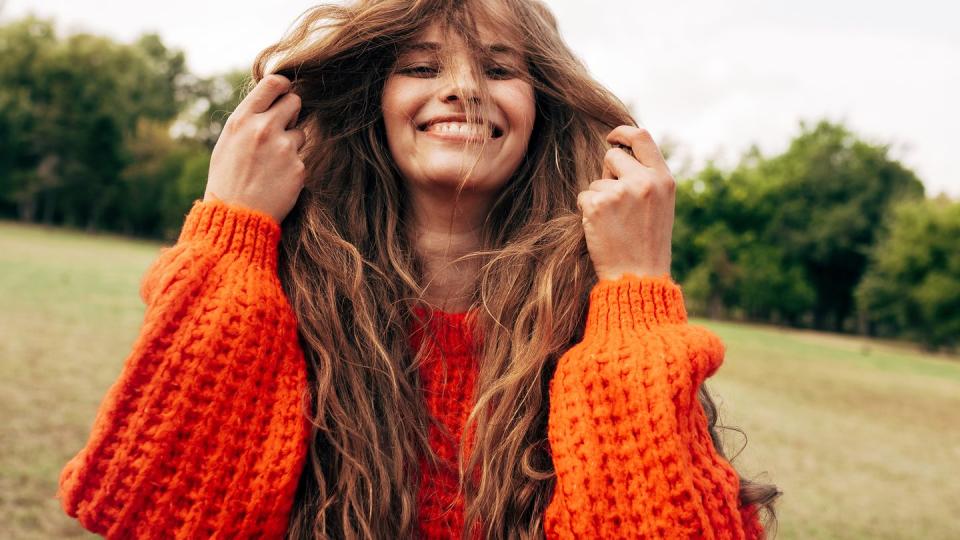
[57, 199, 765, 539]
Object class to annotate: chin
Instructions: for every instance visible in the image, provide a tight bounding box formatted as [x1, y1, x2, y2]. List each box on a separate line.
[422, 166, 491, 186]
[416, 153, 492, 182]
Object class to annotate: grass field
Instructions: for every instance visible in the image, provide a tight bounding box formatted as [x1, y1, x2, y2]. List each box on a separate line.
[2, 220, 958, 539]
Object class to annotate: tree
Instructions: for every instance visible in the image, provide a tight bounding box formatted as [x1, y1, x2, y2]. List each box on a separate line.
[856, 197, 960, 351]
[0, 16, 58, 218]
[746, 120, 924, 331]
[113, 119, 208, 238]
[177, 69, 250, 150]
[0, 16, 190, 230]
[674, 163, 815, 323]
[673, 120, 925, 331]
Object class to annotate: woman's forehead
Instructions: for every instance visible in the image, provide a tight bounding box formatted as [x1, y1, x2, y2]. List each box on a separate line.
[400, 21, 523, 61]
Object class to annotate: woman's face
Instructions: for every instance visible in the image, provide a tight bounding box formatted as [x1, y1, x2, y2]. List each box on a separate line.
[381, 21, 536, 195]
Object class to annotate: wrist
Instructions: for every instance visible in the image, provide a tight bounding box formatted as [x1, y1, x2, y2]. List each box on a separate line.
[596, 267, 671, 282]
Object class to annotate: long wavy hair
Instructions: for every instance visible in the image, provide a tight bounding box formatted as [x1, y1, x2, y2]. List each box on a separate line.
[249, 0, 781, 538]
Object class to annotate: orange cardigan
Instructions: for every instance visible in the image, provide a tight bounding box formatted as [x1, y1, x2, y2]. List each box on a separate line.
[57, 199, 765, 539]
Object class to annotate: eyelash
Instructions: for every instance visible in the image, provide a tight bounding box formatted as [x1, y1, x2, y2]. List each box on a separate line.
[397, 64, 515, 80]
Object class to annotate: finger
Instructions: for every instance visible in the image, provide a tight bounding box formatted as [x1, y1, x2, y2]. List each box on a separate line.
[284, 128, 307, 150]
[602, 147, 641, 180]
[267, 92, 302, 129]
[606, 125, 666, 171]
[601, 152, 615, 179]
[238, 74, 291, 116]
[588, 178, 620, 192]
[285, 108, 301, 130]
[576, 190, 593, 213]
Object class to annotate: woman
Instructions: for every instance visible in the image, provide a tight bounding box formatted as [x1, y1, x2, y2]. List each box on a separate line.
[57, 0, 781, 538]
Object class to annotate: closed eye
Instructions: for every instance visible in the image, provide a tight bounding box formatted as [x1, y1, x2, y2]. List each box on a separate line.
[485, 66, 515, 80]
[397, 64, 439, 77]
[397, 64, 516, 80]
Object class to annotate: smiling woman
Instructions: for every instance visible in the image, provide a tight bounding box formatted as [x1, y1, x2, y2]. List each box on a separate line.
[55, 0, 780, 538]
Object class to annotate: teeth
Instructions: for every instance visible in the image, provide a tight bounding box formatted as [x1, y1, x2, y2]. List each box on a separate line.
[425, 122, 494, 137]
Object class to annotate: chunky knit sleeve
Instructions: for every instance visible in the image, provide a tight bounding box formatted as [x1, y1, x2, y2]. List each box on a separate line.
[544, 273, 763, 539]
[57, 199, 311, 539]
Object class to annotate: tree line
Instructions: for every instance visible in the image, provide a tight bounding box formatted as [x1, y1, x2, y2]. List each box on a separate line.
[671, 122, 957, 350]
[0, 16, 243, 238]
[1, 16, 956, 352]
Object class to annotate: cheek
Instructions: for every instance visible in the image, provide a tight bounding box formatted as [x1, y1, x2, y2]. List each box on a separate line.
[500, 84, 536, 139]
[381, 79, 418, 142]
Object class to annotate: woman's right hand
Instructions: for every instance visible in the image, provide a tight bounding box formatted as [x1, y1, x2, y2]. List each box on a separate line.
[203, 74, 307, 224]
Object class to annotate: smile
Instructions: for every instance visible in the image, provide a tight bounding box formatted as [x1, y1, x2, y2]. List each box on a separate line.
[417, 120, 504, 140]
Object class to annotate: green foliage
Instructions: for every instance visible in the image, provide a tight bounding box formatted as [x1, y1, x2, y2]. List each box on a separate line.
[756, 120, 925, 330]
[735, 240, 816, 324]
[856, 198, 960, 351]
[182, 69, 251, 150]
[113, 119, 207, 238]
[0, 16, 246, 238]
[675, 174, 815, 325]
[0, 16, 191, 229]
[674, 119, 928, 334]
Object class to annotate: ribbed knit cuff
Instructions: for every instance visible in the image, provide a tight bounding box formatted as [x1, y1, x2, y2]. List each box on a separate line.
[583, 272, 688, 340]
[177, 199, 281, 269]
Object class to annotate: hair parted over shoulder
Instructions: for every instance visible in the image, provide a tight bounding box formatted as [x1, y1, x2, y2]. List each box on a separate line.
[248, 0, 781, 538]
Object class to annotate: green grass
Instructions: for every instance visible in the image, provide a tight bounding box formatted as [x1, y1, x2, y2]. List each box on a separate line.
[2, 220, 958, 539]
[698, 319, 960, 539]
[0, 221, 160, 539]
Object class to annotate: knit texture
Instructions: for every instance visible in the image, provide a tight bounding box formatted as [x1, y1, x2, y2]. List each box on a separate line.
[58, 199, 765, 539]
[409, 306, 480, 538]
[544, 273, 765, 539]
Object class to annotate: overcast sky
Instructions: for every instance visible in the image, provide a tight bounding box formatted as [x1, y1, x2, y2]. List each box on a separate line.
[4, 0, 958, 197]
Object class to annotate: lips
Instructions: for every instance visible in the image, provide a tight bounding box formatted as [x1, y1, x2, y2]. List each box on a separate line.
[417, 115, 504, 138]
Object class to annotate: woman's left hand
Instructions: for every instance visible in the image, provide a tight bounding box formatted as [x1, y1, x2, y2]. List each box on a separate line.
[577, 125, 676, 282]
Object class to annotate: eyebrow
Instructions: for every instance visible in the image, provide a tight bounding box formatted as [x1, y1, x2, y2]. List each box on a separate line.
[398, 41, 521, 58]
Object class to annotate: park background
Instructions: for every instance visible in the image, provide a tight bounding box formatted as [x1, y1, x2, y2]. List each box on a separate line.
[1, 0, 958, 538]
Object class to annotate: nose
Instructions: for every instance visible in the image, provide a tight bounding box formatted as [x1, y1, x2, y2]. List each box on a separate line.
[440, 60, 481, 105]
